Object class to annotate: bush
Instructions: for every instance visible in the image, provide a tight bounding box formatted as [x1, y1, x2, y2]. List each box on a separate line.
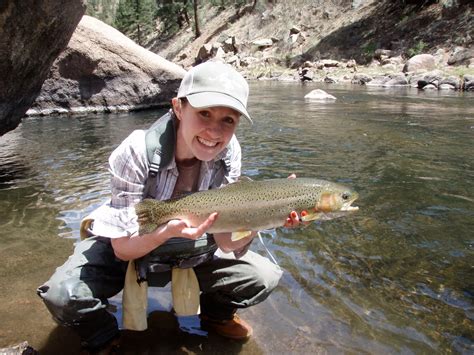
[407, 40, 427, 58]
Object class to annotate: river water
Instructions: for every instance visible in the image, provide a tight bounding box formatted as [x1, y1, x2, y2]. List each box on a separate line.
[0, 82, 472, 354]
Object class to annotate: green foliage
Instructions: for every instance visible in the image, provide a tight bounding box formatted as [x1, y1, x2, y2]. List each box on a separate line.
[362, 42, 377, 57]
[155, 0, 192, 36]
[114, 0, 157, 45]
[86, 0, 120, 25]
[407, 40, 427, 57]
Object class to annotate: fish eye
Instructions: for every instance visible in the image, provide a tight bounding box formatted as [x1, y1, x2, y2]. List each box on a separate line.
[342, 192, 350, 200]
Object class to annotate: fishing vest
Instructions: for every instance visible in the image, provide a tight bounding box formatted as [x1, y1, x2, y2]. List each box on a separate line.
[136, 110, 233, 281]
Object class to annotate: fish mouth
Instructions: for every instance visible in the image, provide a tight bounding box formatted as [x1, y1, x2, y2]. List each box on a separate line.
[340, 195, 359, 212]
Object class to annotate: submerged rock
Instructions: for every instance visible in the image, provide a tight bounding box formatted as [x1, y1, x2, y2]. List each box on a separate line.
[28, 16, 186, 116]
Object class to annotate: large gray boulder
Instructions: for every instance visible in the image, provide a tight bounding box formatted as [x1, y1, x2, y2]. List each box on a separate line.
[0, 0, 86, 136]
[403, 54, 436, 73]
[28, 16, 186, 116]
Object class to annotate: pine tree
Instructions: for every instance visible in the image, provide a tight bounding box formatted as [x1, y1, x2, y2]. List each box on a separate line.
[114, 0, 157, 45]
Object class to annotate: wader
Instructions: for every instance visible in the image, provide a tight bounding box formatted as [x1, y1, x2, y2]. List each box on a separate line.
[37, 236, 282, 349]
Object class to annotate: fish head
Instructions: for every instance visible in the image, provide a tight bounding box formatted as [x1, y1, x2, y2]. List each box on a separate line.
[314, 185, 359, 213]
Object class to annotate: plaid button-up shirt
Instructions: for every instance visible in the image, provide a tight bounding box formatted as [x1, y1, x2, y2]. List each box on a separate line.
[87, 123, 242, 239]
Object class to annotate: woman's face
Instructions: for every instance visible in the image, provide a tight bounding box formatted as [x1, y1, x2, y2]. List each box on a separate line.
[172, 98, 241, 162]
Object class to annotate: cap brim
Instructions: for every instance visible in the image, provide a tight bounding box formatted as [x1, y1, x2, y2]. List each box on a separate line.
[186, 92, 253, 124]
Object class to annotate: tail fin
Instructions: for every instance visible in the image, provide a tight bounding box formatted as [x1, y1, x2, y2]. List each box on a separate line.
[135, 199, 161, 235]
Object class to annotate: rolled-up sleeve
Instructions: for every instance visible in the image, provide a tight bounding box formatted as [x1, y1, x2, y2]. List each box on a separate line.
[89, 130, 149, 238]
[224, 135, 242, 185]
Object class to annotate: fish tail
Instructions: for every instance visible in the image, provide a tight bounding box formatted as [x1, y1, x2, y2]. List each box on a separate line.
[135, 199, 161, 235]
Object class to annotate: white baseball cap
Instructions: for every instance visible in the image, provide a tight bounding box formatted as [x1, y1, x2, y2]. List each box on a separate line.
[177, 61, 252, 123]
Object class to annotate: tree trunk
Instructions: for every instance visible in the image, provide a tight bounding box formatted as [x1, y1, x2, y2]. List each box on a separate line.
[251, 0, 257, 12]
[193, 0, 200, 38]
[135, 0, 142, 45]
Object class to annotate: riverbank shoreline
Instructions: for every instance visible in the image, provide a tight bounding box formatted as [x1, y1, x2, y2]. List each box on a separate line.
[25, 61, 474, 117]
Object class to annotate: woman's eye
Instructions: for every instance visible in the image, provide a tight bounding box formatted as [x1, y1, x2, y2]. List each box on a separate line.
[199, 110, 210, 118]
[224, 117, 235, 125]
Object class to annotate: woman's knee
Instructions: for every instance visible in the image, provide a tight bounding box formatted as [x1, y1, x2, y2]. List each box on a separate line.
[38, 276, 102, 323]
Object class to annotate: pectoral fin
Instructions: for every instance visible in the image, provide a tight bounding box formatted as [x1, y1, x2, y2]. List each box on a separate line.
[300, 211, 321, 222]
[231, 230, 252, 241]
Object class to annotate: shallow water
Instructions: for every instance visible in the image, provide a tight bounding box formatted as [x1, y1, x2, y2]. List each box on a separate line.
[0, 82, 473, 354]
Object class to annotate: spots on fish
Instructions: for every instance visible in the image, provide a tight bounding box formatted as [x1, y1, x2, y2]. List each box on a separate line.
[136, 178, 358, 234]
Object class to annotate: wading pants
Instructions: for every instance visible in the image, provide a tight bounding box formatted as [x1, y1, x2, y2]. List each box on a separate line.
[37, 236, 282, 350]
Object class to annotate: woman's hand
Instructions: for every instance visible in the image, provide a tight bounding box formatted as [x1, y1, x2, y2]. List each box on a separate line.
[283, 173, 308, 228]
[111, 213, 218, 261]
[164, 212, 218, 240]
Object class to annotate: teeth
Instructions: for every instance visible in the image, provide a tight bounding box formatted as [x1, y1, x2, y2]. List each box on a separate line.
[341, 204, 359, 211]
[198, 137, 217, 147]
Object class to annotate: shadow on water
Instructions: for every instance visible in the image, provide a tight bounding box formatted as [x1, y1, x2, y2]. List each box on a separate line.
[38, 311, 260, 355]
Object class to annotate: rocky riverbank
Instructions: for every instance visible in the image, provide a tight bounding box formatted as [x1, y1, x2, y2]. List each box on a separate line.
[188, 28, 474, 91]
[151, 1, 473, 91]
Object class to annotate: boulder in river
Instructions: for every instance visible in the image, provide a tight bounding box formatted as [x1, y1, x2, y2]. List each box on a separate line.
[463, 75, 474, 91]
[304, 89, 337, 100]
[28, 16, 186, 116]
[0, 0, 86, 135]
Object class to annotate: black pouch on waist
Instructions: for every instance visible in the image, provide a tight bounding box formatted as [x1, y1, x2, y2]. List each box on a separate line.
[135, 233, 217, 282]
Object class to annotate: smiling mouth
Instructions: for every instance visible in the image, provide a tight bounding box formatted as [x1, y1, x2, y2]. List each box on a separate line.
[197, 137, 218, 147]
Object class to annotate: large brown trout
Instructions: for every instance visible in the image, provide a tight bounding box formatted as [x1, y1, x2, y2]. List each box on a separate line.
[135, 178, 359, 240]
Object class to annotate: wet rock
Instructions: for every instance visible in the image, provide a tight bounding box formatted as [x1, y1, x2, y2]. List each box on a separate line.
[352, 73, 372, 85]
[422, 84, 438, 90]
[324, 76, 337, 84]
[414, 70, 445, 89]
[439, 83, 456, 90]
[403, 54, 436, 73]
[0, 0, 86, 135]
[28, 16, 185, 116]
[299, 68, 314, 81]
[304, 89, 337, 100]
[366, 76, 391, 86]
[439, 76, 462, 90]
[383, 74, 408, 86]
[463, 75, 474, 91]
